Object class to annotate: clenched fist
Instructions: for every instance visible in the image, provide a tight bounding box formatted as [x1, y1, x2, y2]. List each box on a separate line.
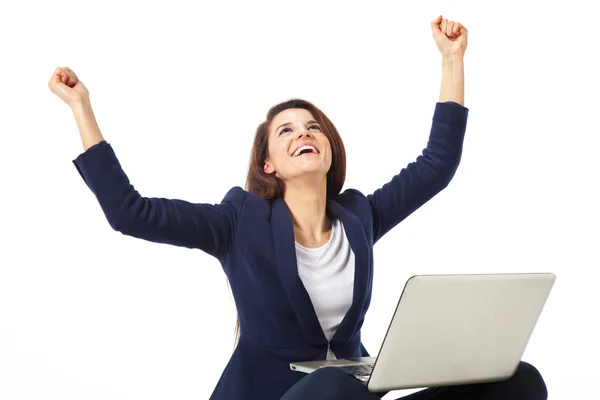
[48, 67, 90, 108]
[431, 15, 468, 57]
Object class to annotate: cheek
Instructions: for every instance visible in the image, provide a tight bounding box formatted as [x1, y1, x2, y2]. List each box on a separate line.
[270, 141, 291, 166]
[279, 140, 291, 154]
[324, 143, 332, 160]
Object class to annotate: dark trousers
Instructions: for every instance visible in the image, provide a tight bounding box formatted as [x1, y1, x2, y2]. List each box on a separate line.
[281, 361, 547, 400]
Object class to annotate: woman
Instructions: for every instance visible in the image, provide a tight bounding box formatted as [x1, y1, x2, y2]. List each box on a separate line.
[48, 15, 547, 400]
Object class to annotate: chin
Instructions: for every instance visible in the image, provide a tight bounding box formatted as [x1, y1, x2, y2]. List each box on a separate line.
[299, 163, 325, 171]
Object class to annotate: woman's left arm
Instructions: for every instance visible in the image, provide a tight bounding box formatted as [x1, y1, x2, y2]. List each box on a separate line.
[367, 16, 469, 244]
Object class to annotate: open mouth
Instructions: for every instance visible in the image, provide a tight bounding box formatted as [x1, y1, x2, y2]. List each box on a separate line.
[292, 145, 319, 157]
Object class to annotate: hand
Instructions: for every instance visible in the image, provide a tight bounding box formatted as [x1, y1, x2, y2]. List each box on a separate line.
[431, 15, 468, 58]
[48, 67, 90, 108]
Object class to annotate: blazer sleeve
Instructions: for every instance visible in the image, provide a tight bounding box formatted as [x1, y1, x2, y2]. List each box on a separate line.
[72, 141, 244, 259]
[366, 101, 469, 244]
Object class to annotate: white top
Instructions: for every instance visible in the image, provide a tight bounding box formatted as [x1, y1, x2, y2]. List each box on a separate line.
[295, 217, 355, 360]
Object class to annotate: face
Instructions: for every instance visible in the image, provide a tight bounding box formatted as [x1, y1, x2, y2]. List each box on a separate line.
[264, 108, 332, 183]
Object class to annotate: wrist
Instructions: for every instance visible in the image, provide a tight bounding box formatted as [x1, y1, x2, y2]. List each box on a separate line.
[70, 99, 94, 118]
[70, 101, 94, 120]
[442, 53, 464, 65]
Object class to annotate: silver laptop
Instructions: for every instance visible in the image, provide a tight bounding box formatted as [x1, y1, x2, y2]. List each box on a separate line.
[290, 273, 555, 392]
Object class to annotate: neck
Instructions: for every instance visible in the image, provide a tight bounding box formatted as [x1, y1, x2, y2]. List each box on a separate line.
[283, 176, 331, 247]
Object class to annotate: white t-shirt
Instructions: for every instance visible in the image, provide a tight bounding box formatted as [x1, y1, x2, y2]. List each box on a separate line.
[295, 218, 355, 360]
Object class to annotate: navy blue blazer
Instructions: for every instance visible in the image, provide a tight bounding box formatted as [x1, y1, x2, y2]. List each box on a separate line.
[73, 101, 469, 399]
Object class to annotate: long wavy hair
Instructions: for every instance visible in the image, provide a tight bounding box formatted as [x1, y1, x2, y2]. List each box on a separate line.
[230, 98, 347, 347]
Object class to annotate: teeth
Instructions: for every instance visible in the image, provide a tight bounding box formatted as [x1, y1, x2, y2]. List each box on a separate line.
[293, 145, 317, 157]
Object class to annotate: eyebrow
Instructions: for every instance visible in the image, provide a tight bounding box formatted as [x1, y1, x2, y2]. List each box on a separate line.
[275, 120, 320, 133]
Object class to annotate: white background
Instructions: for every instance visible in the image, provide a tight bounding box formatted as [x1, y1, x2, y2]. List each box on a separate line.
[1, 1, 598, 399]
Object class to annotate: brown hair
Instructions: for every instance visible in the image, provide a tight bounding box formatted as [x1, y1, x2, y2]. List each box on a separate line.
[231, 98, 347, 347]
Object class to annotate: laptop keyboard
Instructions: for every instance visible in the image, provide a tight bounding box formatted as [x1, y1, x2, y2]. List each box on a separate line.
[339, 363, 374, 376]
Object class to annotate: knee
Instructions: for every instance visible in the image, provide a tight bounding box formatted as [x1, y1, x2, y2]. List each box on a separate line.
[512, 361, 548, 399]
[292, 367, 358, 399]
[309, 366, 351, 380]
[308, 366, 356, 390]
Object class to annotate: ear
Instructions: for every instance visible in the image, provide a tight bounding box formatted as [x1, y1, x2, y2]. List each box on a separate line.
[263, 160, 275, 174]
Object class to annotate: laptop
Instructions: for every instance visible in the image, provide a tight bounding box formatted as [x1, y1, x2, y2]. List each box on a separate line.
[289, 273, 555, 392]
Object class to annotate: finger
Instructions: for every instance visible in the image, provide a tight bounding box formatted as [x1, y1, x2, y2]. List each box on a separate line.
[66, 70, 77, 86]
[48, 67, 63, 87]
[65, 66, 78, 81]
[63, 67, 78, 87]
[431, 15, 442, 28]
[431, 15, 443, 35]
[453, 22, 461, 36]
[63, 67, 74, 83]
[49, 68, 72, 91]
[48, 74, 69, 93]
[440, 18, 447, 33]
[56, 68, 72, 87]
[454, 22, 468, 36]
[57, 67, 69, 84]
[452, 21, 460, 39]
[61, 67, 74, 85]
[451, 21, 460, 39]
[446, 21, 455, 38]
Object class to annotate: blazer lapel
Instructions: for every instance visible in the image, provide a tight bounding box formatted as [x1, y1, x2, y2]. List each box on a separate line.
[271, 198, 328, 347]
[326, 198, 371, 343]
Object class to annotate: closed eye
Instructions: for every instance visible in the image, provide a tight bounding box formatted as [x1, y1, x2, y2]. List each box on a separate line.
[279, 125, 321, 136]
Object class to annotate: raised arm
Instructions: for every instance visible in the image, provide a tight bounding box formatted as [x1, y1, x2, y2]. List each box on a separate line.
[72, 140, 244, 258]
[49, 67, 242, 259]
[367, 101, 467, 244]
[367, 16, 469, 244]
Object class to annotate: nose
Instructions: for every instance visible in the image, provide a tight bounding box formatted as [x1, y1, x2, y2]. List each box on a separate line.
[296, 127, 312, 139]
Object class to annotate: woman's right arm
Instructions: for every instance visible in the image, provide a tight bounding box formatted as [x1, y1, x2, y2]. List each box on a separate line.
[51, 68, 242, 259]
[71, 102, 243, 258]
